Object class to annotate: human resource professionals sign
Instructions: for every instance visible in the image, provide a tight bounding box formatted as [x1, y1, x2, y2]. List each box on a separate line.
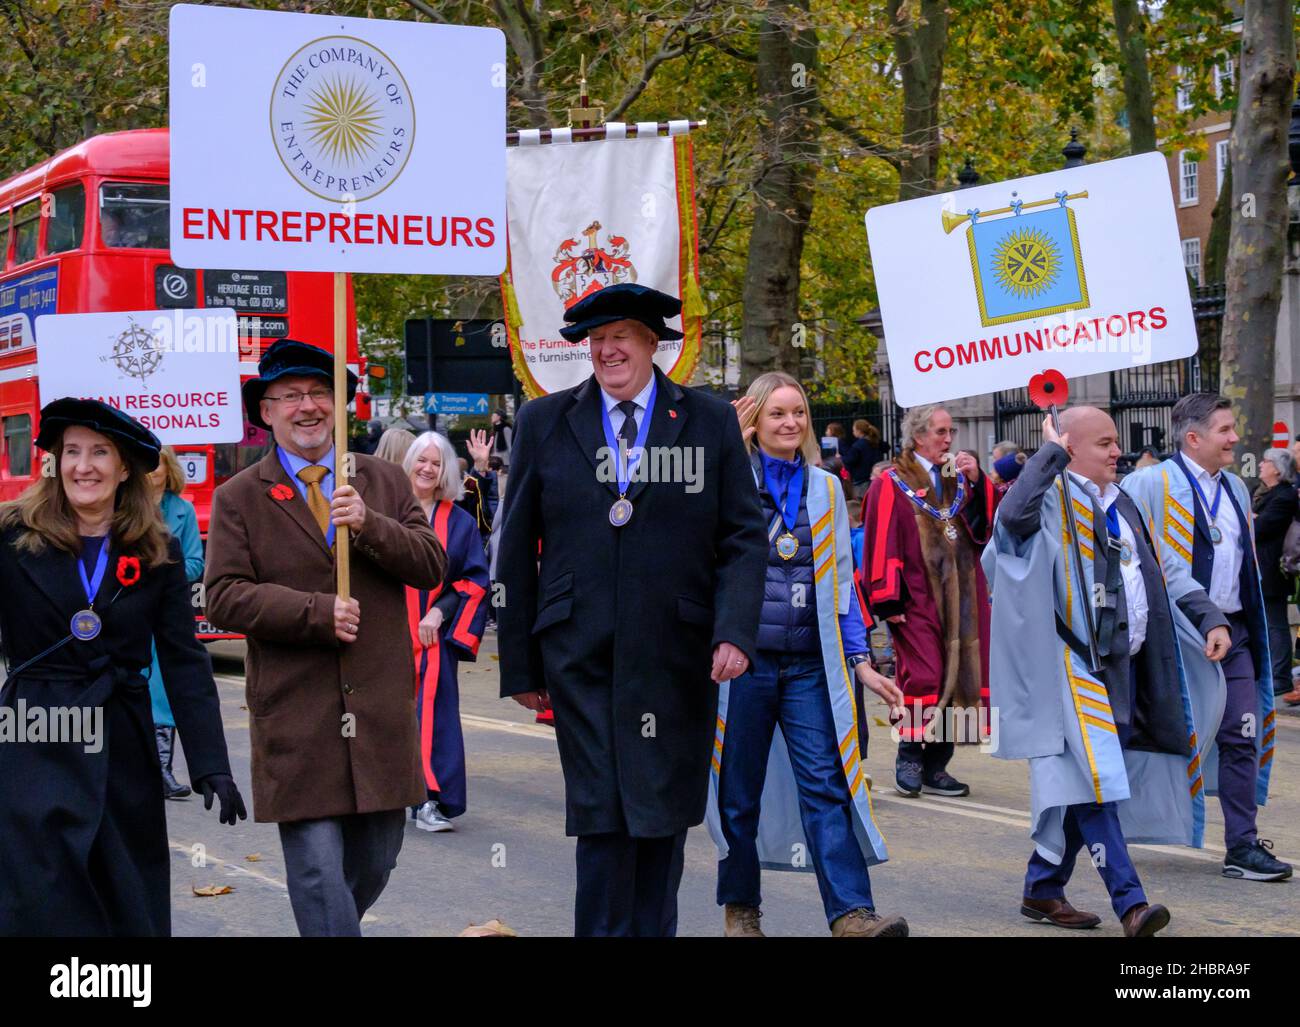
[864, 151, 1197, 407]
[168, 4, 506, 276]
[35, 309, 243, 444]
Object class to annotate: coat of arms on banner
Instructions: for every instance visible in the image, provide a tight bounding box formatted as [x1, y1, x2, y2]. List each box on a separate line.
[947, 190, 1089, 327]
[552, 220, 638, 307]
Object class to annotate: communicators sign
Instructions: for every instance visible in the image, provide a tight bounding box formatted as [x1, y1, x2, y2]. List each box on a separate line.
[864, 152, 1196, 407]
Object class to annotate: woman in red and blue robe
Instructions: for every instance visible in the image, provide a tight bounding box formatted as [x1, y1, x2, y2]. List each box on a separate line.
[404, 433, 491, 830]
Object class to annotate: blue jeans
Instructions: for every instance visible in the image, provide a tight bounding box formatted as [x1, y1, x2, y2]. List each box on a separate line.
[1024, 802, 1147, 921]
[716, 650, 874, 924]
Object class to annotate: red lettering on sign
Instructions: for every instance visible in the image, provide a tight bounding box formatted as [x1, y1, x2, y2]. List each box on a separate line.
[328, 213, 352, 244]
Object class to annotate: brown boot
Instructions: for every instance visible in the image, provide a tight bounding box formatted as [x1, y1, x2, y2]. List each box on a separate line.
[1021, 896, 1102, 929]
[830, 908, 909, 937]
[723, 904, 765, 938]
[1122, 903, 1170, 938]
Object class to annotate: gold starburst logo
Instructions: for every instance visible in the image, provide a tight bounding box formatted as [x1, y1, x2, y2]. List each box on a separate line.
[302, 76, 384, 167]
[270, 36, 415, 202]
[992, 227, 1060, 299]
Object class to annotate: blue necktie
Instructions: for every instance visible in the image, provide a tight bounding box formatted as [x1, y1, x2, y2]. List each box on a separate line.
[1105, 501, 1121, 543]
[931, 464, 943, 495]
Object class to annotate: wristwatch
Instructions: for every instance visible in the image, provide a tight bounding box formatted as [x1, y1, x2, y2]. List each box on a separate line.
[846, 653, 872, 670]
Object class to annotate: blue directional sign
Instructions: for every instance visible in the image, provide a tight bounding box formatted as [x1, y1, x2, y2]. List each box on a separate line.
[425, 392, 491, 415]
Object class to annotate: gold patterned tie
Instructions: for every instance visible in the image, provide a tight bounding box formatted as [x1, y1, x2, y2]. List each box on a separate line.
[296, 465, 330, 537]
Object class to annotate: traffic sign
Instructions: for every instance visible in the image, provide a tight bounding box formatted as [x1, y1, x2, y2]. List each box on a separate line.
[426, 392, 491, 415]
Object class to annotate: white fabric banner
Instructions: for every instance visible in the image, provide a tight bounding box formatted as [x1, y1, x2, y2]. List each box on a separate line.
[501, 135, 701, 396]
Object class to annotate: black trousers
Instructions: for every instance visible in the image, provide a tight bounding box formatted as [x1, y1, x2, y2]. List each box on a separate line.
[574, 830, 687, 937]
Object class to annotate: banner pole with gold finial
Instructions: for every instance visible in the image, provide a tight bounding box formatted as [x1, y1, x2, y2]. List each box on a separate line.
[333, 270, 350, 601]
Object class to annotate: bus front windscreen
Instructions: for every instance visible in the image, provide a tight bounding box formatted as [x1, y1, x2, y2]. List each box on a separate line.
[99, 182, 168, 249]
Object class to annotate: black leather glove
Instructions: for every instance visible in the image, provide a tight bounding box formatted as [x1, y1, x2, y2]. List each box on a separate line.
[194, 773, 248, 825]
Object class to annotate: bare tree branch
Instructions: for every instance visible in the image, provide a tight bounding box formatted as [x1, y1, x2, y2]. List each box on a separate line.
[823, 108, 901, 169]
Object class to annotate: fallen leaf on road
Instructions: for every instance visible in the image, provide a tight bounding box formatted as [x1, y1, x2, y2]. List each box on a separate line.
[873, 717, 888, 727]
[245, 854, 263, 862]
[459, 918, 517, 937]
[192, 885, 234, 897]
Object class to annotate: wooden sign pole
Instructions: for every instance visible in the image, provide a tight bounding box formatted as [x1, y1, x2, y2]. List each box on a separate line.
[333, 270, 351, 600]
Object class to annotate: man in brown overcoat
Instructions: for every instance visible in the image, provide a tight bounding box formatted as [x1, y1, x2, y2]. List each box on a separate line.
[205, 339, 445, 936]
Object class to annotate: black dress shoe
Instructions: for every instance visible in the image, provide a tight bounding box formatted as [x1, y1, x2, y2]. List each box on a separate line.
[1122, 903, 1171, 938]
[1021, 896, 1101, 929]
[1223, 840, 1293, 882]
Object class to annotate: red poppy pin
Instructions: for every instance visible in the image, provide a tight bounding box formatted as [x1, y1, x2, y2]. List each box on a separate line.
[269, 483, 294, 501]
[915, 488, 928, 499]
[669, 409, 678, 419]
[1028, 369, 1069, 410]
[116, 556, 141, 588]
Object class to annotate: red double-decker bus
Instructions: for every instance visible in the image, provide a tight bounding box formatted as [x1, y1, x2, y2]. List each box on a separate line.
[0, 128, 362, 639]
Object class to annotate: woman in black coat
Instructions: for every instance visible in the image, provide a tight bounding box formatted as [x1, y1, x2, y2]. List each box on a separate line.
[843, 420, 882, 490]
[0, 399, 245, 937]
[1252, 448, 1298, 696]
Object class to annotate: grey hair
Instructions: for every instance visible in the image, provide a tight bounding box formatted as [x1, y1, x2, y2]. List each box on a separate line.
[901, 404, 944, 452]
[402, 431, 465, 503]
[992, 439, 1020, 459]
[1170, 393, 1231, 450]
[1263, 448, 1295, 483]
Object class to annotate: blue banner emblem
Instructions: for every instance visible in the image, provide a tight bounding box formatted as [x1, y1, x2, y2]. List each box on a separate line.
[961, 196, 1088, 327]
[0, 266, 58, 351]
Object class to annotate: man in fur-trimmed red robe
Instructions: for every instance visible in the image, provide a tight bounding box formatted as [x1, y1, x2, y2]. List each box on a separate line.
[859, 405, 997, 799]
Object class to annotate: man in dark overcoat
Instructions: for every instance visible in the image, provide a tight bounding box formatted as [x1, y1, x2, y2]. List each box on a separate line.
[496, 283, 767, 937]
[205, 340, 445, 936]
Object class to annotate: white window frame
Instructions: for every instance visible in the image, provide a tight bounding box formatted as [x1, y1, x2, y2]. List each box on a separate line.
[1216, 139, 1230, 196]
[1179, 151, 1199, 205]
[1182, 238, 1203, 286]
[1215, 59, 1235, 99]
[1175, 67, 1193, 111]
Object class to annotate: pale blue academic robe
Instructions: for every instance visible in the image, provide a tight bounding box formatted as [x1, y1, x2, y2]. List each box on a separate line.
[705, 465, 889, 870]
[983, 465, 1206, 864]
[1123, 460, 1275, 805]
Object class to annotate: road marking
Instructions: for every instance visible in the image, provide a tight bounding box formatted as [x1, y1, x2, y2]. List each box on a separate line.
[869, 790, 1031, 829]
[168, 839, 287, 891]
[919, 793, 1033, 819]
[168, 839, 381, 922]
[462, 712, 557, 740]
[869, 790, 1225, 861]
[204, 694, 1254, 868]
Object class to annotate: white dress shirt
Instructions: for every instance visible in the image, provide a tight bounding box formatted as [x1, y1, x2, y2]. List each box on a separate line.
[1182, 453, 1243, 614]
[914, 452, 945, 495]
[1070, 472, 1148, 656]
[601, 375, 655, 439]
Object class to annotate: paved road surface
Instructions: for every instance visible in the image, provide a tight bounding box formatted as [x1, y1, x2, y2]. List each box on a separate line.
[158, 633, 1300, 937]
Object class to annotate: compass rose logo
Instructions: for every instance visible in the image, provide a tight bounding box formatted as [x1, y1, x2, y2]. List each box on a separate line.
[271, 36, 415, 203]
[101, 319, 164, 385]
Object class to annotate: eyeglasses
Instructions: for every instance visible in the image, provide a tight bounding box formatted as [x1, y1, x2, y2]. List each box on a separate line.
[931, 427, 958, 437]
[265, 387, 333, 406]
